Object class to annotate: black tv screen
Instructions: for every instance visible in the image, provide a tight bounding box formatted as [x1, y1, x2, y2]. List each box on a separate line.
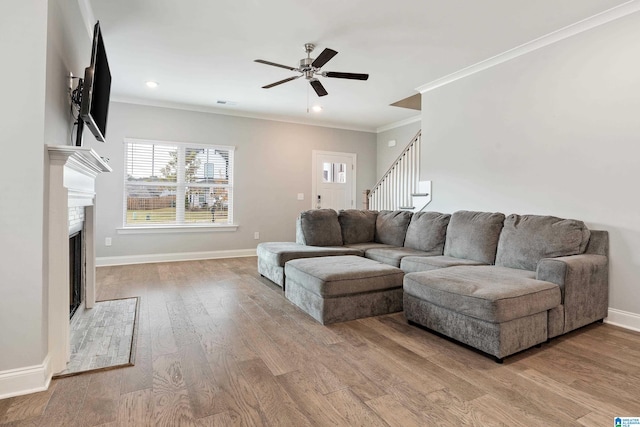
[80, 21, 111, 142]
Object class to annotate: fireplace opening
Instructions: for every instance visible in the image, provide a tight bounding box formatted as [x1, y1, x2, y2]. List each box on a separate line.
[69, 231, 83, 318]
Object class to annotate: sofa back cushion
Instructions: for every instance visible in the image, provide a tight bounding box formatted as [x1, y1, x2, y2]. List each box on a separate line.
[404, 212, 450, 254]
[375, 210, 413, 246]
[495, 214, 591, 271]
[444, 210, 505, 264]
[296, 209, 343, 246]
[338, 210, 378, 244]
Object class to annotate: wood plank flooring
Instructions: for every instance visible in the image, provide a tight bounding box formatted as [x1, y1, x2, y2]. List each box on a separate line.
[1, 256, 639, 426]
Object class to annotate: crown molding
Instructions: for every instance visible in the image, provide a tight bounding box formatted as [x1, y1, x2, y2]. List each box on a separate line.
[376, 115, 421, 134]
[417, 0, 640, 94]
[111, 97, 377, 133]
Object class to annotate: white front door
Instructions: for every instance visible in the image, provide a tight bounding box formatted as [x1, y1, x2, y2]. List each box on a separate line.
[312, 151, 356, 211]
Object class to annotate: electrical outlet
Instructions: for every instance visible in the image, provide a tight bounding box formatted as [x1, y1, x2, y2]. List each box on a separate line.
[297, 193, 304, 200]
[105, 237, 112, 246]
[254, 232, 260, 240]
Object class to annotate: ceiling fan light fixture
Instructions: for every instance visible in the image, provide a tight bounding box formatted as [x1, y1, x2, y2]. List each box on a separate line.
[145, 81, 159, 88]
[312, 105, 323, 112]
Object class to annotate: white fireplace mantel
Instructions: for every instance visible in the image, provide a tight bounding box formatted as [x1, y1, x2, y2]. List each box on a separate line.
[47, 145, 111, 374]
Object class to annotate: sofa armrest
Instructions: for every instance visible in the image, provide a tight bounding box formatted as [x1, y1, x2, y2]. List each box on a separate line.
[536, 254, 608, 333]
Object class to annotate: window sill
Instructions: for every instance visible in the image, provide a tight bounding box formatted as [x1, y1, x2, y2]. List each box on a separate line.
[116, 224, 238, 234]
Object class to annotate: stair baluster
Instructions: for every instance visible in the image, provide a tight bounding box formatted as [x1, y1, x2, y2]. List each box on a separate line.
[366, 131, 421, 211]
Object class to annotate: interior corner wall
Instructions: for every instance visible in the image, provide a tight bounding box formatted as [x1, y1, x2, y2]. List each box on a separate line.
[376, 120, 421, 180]
[89, 102, 377, 260]
[420, 11, 640, 316]
[44, 0, 91, 148]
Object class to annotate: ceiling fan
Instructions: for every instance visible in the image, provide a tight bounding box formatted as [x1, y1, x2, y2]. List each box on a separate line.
[254, 43, 369, 97]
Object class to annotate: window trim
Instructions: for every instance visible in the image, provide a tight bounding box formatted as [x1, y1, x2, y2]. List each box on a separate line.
[122, 137, 236, 229]
[116, 224, 238, 234]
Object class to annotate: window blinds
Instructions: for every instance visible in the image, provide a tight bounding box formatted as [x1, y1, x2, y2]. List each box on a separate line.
[124, 139, 234, 226]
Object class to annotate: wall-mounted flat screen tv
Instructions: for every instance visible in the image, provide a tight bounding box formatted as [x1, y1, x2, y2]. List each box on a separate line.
[80, 21, 111, 143]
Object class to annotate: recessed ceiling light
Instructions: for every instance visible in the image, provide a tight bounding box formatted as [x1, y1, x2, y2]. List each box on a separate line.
[312, 105, 323, 112]
[145, 81, 159, 88]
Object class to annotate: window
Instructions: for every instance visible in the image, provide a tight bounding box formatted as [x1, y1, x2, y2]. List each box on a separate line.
[124, 139, 234, 227]
[322, 162, 346, 183]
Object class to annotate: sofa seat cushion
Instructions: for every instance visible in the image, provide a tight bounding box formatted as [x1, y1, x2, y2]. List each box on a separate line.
[403, 266, 561, 323]
[338, 209, 378, 244]
[342, 242, 393, 251]
[404, 211, 450, 253]
[365, 247, 438, 267]
[256, 242, 362, 267]
[375, 210, 413, 246]
[285, 255, 404, 298]
[496, 214, 591, 271]
[400, 255, 487, 273]
[444, 211, 505, 264]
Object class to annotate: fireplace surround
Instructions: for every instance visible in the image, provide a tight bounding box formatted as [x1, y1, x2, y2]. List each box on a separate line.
[47, 146, 111, 374]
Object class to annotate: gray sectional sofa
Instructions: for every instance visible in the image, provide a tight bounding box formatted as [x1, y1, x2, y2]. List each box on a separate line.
[257, 208, 609, 361]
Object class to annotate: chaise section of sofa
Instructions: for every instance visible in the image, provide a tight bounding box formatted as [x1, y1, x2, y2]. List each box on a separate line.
[403, 212, 609, 361]
[404, 265, 561, 360]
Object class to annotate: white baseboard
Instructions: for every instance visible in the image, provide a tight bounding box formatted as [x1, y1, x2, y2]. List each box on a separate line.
[96, 248, 257, 266]
[605, 308, 640, 333]
[0, 355, 52, 400]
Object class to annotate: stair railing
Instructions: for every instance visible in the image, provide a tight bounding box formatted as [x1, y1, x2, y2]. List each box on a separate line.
[365, 131, 421, 211]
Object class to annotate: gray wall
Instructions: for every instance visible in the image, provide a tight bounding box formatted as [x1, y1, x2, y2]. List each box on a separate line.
[375, 120, 421, 180]
[89, 102, 377, 259]
[420, 12, 640, 316]
[0, 0, 90, 373]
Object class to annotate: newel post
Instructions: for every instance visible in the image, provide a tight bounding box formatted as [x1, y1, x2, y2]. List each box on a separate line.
[363, 190, 370, 210]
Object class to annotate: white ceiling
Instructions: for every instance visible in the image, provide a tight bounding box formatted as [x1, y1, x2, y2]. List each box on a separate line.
[86, 0, 628, 132]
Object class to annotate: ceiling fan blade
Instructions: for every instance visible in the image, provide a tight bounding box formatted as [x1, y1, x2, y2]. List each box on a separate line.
[254, 59, 297, 71]
[309, 79, 328, 97]
[262, 75, 301, 89]
[324, 71, 369, 80]
[311, 48, 338, 68]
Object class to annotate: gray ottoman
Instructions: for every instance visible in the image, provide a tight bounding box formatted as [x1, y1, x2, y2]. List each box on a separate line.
[285, 255, 404, 324]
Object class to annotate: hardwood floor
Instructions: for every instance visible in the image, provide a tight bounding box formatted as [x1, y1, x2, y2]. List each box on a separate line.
[2, 256, 639, 426]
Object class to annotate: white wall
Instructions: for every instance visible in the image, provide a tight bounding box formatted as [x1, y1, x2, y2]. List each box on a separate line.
[0, 0, 91, 395]
[376, 119, 421, 180]
[0, 0, 49, 373]
[421, 12, 640, 317]
[90, 102, 377, 260]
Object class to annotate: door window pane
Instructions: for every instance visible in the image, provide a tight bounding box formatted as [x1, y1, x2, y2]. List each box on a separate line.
[322, 162, 346, 183]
